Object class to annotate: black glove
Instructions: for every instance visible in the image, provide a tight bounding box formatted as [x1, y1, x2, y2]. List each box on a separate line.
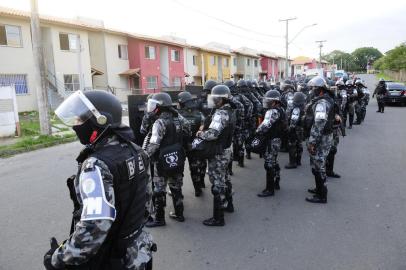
[43, 237, 59, 270]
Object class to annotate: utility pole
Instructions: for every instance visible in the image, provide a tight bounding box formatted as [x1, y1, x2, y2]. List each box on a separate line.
[279, 17, 297, 80]
[315, 40, 327, 69]
[30, 0, 51, 135]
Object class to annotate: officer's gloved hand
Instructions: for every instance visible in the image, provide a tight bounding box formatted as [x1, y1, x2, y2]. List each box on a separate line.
[43, 237, 59, 270]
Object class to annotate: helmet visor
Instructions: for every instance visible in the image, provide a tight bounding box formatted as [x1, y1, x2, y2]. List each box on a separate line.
[55, 91, 100, 126]
[146, 99, 161, 113]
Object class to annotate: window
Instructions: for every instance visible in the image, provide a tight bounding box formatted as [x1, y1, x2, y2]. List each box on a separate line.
[59, 33, 78, 51]
[192, 55, 197, 66]
[254, 59, 258, 67]
[171, 49, 180, 62]
[146, 76, 158, 89]
[247, 58, 251, 66]
[224, 58, 229, 67]
[173, 77, 181, 87]
[296, 65, 302, 70]
[145, 46, 156, 59]
[118, 44, 128, 60]
[0, 25, 22, 47]
[0, 74, 28, 94]
[63, 74, 80, 91]
[210, 56, 216, 66]
[233, 57, 237, 66]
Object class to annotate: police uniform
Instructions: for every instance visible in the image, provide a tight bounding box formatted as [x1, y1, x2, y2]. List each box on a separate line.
[198, 102, 236, 226]
[285, 104, 305, 168]
[178, 104, 205, 196]
[47, 90, 155, 270]
[146, 111, 190, 225]
[344, 86, 358, 128]
[256, 105, 285, 196]
[306, 94, 335, 203]
[243, 89, 262, 159]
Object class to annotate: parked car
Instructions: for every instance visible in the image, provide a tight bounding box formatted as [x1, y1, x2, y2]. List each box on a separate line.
[383, 82, 406, 106]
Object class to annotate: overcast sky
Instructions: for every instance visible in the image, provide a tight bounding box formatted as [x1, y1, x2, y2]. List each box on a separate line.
[2, 0, 406, 58]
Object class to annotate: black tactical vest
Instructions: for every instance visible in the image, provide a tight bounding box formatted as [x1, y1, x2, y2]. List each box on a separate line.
[178, 108, 202, 137]
[268, 107, 285, 139]
[77, 141, 149, 270]
[216, 106, 237, 150]
[304, 95, 335, 137]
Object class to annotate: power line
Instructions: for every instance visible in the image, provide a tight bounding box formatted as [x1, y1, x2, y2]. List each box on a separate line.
[171, 0, 284, 39]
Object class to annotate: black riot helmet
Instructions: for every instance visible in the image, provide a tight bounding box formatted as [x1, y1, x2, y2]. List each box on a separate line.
[237, 79, 247, 88]
[293, 92, 307, 107]
[378, 78, 385, 85]
[246, 79, 253, 88]
[262, 90, 281, 109]
[307, 76, 328, 96]
[259, 81, 270, 91]
[147, 92, 173, 113]
[355, 79, 365, 88]
[252, 80, 259, 88]
[204, 80, 217, 91]
[281, 79, 294, 92]
[178, 91, 193, 104]
[335, 79, 345, 89]
[345, 79, 354, 87]
[55, 90, 123, 145]
[224, 80, 235, 89]
[208, 84, 231, 108]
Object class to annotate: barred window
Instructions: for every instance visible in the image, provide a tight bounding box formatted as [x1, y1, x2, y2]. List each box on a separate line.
[146, 76, 158, 89]
[63, 74, 80, 91]
[0, 74, 28, 94]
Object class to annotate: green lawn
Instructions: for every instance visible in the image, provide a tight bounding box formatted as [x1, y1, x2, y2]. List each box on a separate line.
[376, 72, 395, 82]
[0, 111, 76, 158]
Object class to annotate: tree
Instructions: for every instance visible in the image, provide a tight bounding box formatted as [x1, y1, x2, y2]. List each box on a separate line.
[351, 47, 383, 71]
[323, 50, 357, 71]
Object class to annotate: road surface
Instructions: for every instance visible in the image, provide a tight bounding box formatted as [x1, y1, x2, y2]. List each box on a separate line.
[1, 74, 405, 270]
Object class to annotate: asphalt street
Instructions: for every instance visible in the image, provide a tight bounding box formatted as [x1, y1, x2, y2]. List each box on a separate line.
[1, 74, 405, 270]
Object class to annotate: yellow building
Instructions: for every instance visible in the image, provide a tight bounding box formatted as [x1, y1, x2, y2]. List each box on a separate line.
[195, 46, 231, 84]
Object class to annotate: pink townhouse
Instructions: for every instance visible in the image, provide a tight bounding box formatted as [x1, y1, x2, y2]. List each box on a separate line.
[259, 51, 279, 82]
[125, 35, 185, 93]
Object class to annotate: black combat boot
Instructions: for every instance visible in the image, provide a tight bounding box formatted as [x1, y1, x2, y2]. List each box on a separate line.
[274, 165, 281, 190]
[296, 150, 302, 166]
[203, 196, 225, 226]
[192, 177, 202, 197]
[238, 155, 244, 167]
[326, 154, 341, 178]
[200, 174, 206, 188]
[306, 173, 327, 204]
[228, 161, 233, 176]
[146, 195, 166, 227]
[169, 188, 185, 222]
[258, 170, 275, 197]
[348, 114, 354, 129]
[285, 145, 297, 169]
[224, 181, 234, 213]
[246, 150, 252, 160]
[307, 169, 317, 194]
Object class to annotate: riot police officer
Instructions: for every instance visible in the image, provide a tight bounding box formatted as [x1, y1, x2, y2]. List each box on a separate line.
[256, 90, 285, 197]
[46, 90, 154, 270]
[280, 80, 296, 152]
[344, 79, 357, 129]
[304, 77, 335, 204]
[237, 79, 255, 160]
[196, 85, 236, 226]
[235, 79, 254, 167]
[373, 78, 386, 113]
[177, 91, 205, 197]
[285, 92, 306, 169]
[354, 79, 366, 125]
[144, 93, 190, 227]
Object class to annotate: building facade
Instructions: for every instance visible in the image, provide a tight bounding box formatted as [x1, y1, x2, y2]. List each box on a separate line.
[259, 51, 279, 82]
[232, 48, 260, 81]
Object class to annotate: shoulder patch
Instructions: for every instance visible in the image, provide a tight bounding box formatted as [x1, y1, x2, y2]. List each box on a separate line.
[79, 166, 116, 221]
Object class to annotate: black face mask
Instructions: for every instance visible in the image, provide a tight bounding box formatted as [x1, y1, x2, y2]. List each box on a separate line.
[73, 120, 95, 145]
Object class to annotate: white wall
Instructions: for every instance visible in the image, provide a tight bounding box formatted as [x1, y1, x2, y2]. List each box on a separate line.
[46, 24, 92, 91]
[184, 47, 199, 84]
[88, 31, 108, 88]
[0, 17, 37, 112]
[104, 33, 130, 102]
[160, 45, 169, 87]
[230, 54, 237, 79]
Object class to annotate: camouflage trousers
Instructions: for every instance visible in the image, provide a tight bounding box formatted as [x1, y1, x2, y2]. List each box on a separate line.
[124, 231, 154, 270]
[186, 151, 205, 185]
[330, 131, 340, 155]
[308, 134, 333, 179]
[233, 131, 245, 160]
[264, 138, 281, 174]
[208, 149, 230, 198]
[152, 162, 183, 194]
